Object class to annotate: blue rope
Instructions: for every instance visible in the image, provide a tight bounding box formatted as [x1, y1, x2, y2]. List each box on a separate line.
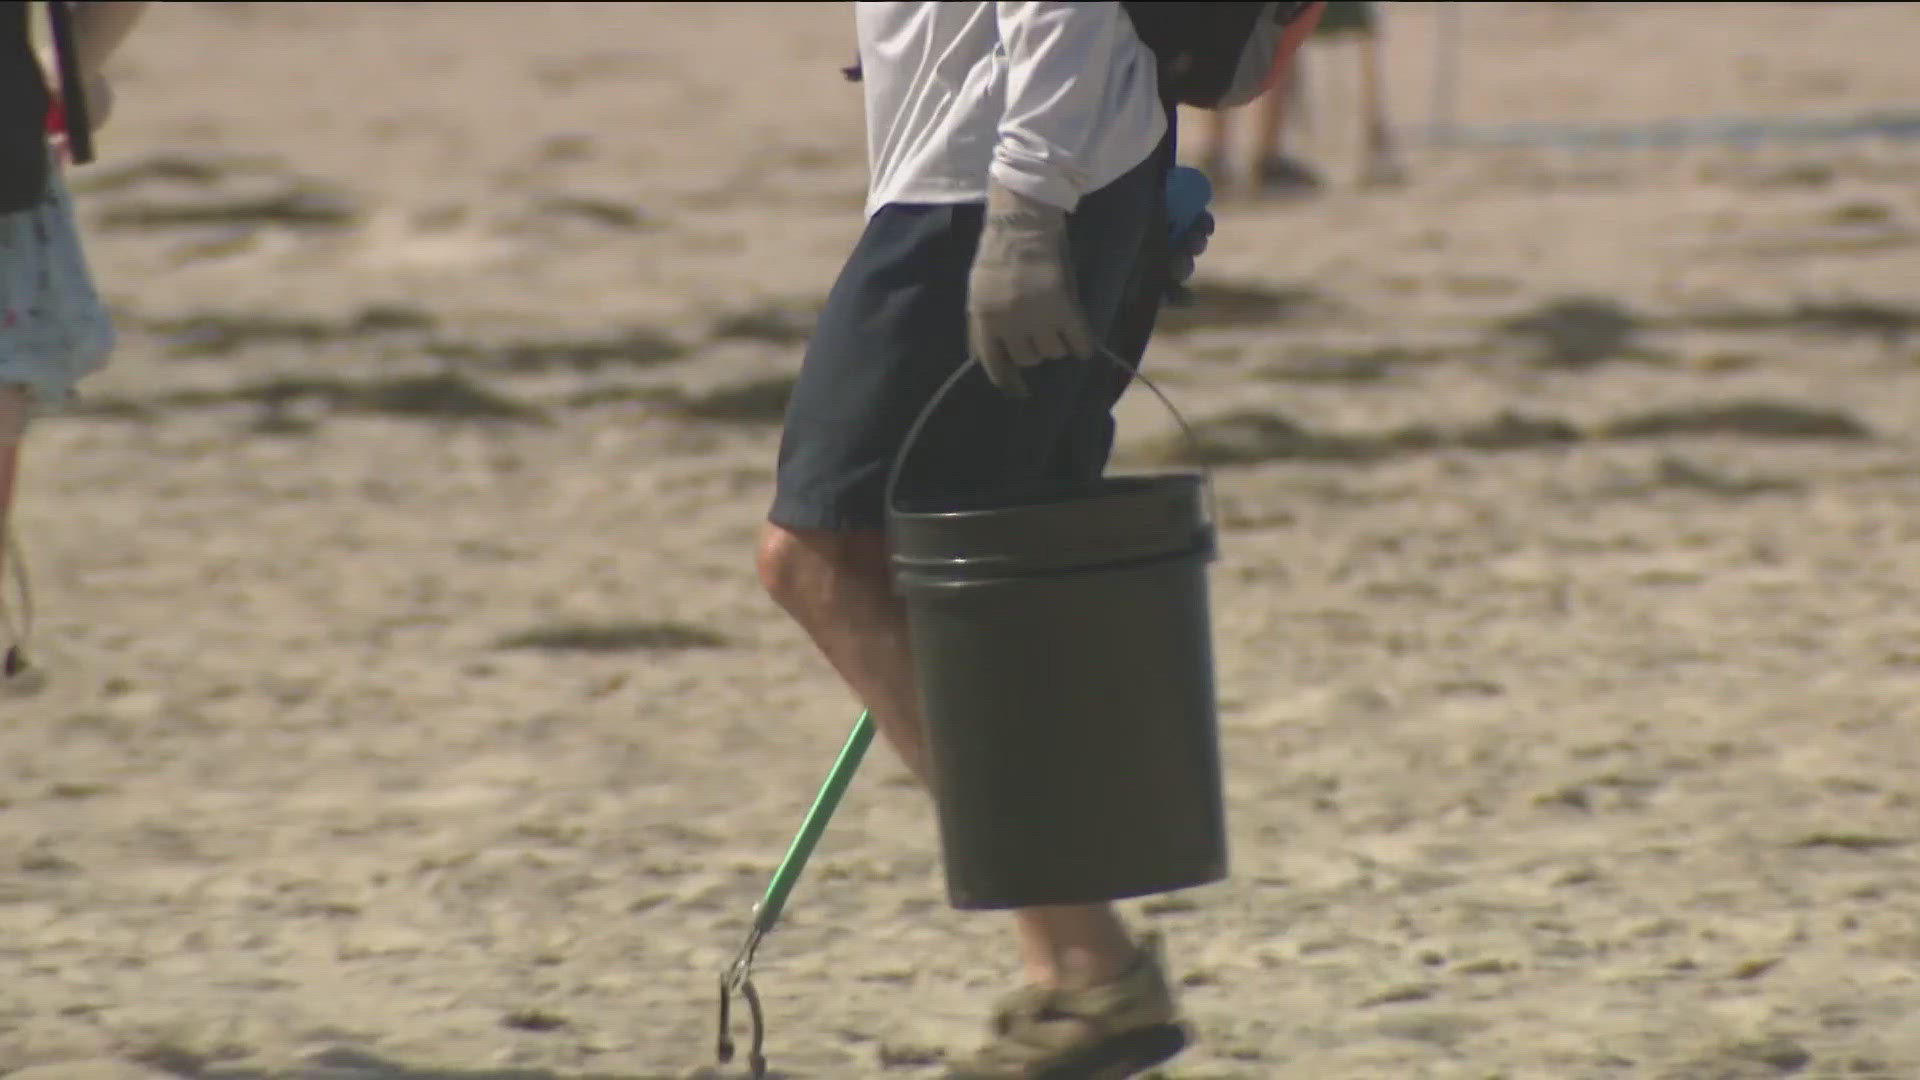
[1421, 106, 1920, 151]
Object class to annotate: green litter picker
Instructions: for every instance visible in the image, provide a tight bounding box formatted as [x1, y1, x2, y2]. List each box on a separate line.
[715, 710, 875, 1078]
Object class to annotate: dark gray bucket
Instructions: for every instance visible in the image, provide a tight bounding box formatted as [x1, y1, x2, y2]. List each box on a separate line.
[886, 353, 1229, 911]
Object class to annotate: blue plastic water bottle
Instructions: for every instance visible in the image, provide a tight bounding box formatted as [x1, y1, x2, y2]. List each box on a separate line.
[1165, 165, 1212, 242]
[1162, 166, 1213, 306]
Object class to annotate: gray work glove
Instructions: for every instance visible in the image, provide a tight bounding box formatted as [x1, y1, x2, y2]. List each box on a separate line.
[966, 179, 1095, 398]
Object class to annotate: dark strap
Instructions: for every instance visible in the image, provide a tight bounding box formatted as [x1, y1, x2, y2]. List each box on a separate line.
[47, 0, 93, 164]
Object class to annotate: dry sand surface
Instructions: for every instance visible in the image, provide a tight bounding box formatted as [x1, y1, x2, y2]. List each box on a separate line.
[5, 2, 1920, 1077]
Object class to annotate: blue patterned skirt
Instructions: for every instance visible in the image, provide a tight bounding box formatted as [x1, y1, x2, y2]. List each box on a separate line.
[0, 160, 114, 411]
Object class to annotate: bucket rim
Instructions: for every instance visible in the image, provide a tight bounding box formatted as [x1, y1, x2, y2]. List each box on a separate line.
[887, 470, 1217, 579]
[885, 469, 1210, 524]
[884, 348, 1219, 528]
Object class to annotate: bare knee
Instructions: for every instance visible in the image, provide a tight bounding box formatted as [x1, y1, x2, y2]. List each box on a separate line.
[0, 386, 30, 448]
[757, 523, 889, 621]
[756, 525, 809, 610]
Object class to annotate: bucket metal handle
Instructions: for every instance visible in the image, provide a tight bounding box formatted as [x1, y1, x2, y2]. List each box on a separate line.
[883, 346, 1219, 529]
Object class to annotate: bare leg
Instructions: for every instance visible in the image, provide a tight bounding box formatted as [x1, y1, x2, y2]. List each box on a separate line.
[758, 525, 1139, 989]
[758, 528, 930, 778]
[0, 386, 28, 578]
[1357, 33, 1405, 185]
[1251, 63, 1322, 193]
[1250, 65, 1297, 165]
[0, 387, 30, 673]
[1193, 107, 1231, 182]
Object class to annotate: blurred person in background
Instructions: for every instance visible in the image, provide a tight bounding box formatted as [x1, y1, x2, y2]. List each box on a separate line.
[1191, 0, 1403, 194]
[1, 0, 149, 679]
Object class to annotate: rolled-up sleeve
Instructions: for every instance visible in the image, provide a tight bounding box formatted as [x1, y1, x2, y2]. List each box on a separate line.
[989, 1, 1137, 212]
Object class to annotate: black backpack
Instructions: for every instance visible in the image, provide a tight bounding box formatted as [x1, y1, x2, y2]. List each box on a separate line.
[1122, 1, 1319, 110]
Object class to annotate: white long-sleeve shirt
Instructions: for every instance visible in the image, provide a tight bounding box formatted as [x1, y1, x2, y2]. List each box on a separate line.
[853, 1, 1167, 219]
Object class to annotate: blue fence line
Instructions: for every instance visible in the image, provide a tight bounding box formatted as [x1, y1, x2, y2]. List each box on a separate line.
[1422, 107, 1920, 150]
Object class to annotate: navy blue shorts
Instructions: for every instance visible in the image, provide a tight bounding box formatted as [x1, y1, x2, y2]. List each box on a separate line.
[769, 136, 1174, 533]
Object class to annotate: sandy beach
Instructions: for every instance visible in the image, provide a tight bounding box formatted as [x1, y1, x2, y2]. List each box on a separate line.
[4, 2, 1920, 1077]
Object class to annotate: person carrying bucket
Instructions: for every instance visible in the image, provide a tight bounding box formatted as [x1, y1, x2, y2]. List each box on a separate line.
[757, 4, 1316, 1076]
[1, 0, 148, 681]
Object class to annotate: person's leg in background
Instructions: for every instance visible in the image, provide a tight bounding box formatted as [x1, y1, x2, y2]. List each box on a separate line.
[1192, 64, 1322, 196]
[1230, 0, 1353, 197]
[0, 386, 27, 675]
[0, 0, 148, 680]
[1249, 60, 1323, 193]
[1242, 0, 1408, 192]
[0, 170, 118, 682]
[0, 385, 25, 498]
[0, 385, 27, 577]
[1354, 5, 1406, 186]
[1308, 0, 1404, 186]
[1193, 106, 1232, 186]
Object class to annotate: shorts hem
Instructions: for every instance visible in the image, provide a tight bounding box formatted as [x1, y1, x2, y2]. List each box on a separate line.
[767, 495, 887, 536]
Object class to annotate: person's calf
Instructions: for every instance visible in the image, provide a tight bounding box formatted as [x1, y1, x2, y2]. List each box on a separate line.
[0, 384, 30, 543]
[1, 386, 33, 679]
[0, 385, 28, 445]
